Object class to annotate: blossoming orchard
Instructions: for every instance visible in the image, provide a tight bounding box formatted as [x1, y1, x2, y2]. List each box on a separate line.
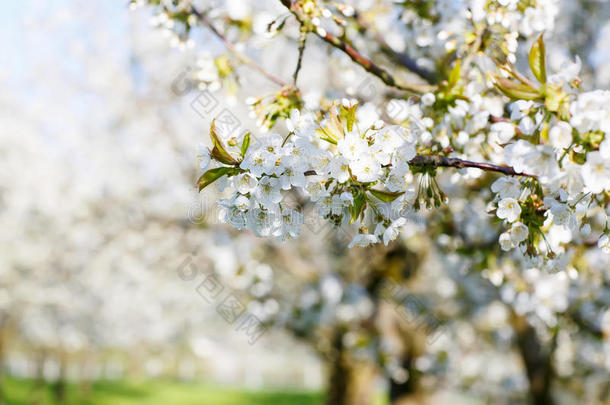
[3, 1, 609, 405]
[128, 0, 610, 403]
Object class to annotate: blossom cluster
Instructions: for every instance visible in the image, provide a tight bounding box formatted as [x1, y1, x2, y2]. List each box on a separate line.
[199, 94, 609, 258]
[200, 80, 609, 260]
[486, 50, 610, 264]
[199, 104, 428, 247]
[471, 0, 559, 37]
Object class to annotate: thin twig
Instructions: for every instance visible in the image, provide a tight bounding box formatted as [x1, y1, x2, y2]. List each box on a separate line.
[461, 28, 484, 75]
[279, 0, 436, 94]
[351, 11, 437, 84]
[191, 7, 288, 87]
[293, 26, 307, 85]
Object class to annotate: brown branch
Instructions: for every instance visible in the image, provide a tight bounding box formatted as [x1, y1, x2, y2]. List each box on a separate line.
[279, 0, 436, 94]
[409, 155, 537, 178]
[510, 311, 557, 405]
[191, 8, 288, 87]
[351, 11, 437, 84]
[293, 26, 307, 85]
[304, 154, 537, 178]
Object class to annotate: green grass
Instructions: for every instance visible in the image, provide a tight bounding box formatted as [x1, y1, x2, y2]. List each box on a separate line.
[0, 376, 324, 405]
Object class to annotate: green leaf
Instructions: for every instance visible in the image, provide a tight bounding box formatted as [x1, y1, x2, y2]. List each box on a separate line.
[349, 191, 365, 224]
[320, 136, 337, 145]
[210, 120, 240, 165]
[197, 167, 239, 191]
[368, 189, 405, 203]
[315, 128, 338, 145]
[341, 104, 358, 132]
[448, 59, 461, 89]
[494, 78, 541, 100]
[529, 34, 546, 84]
[241, 132, 251, 157]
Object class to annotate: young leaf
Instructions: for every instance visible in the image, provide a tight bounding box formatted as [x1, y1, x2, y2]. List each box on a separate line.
[315, 128, 338, 145]
[448, 59, 461, 89]
[196, 167, 239, 191]
[494, 78, 541, 100]
[368, 189, 405, 202]
[501, 64, 538, 88]
[241, 132, 251, 157]
[210, 120, 240, 165]
[350, 191, 365, 224]
[341, 103, 358, 132]
[529, 34, 547, 84]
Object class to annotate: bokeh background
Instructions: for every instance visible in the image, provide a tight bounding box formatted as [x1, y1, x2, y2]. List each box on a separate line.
[1, 1, 324, 403]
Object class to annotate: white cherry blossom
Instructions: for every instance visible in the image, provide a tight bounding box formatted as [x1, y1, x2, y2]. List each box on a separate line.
[497, 198, 522, 223]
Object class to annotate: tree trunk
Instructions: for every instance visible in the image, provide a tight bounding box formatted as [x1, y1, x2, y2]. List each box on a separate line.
[326, 329, 350, 405]
[28, 351, 46, 405]
[52, 353, 67, 404]
[389, 348, 420, 404]
[78, 353, 93, 399]
[0, 322, 4, 405]
[512, 314, 556, 405]
[325, 329, 375, 405]
[370, 243, 428, 405]
[348, 363, 376, 405]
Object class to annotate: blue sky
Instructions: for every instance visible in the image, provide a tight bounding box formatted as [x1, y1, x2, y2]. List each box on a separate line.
[0, 0, 131, 98]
